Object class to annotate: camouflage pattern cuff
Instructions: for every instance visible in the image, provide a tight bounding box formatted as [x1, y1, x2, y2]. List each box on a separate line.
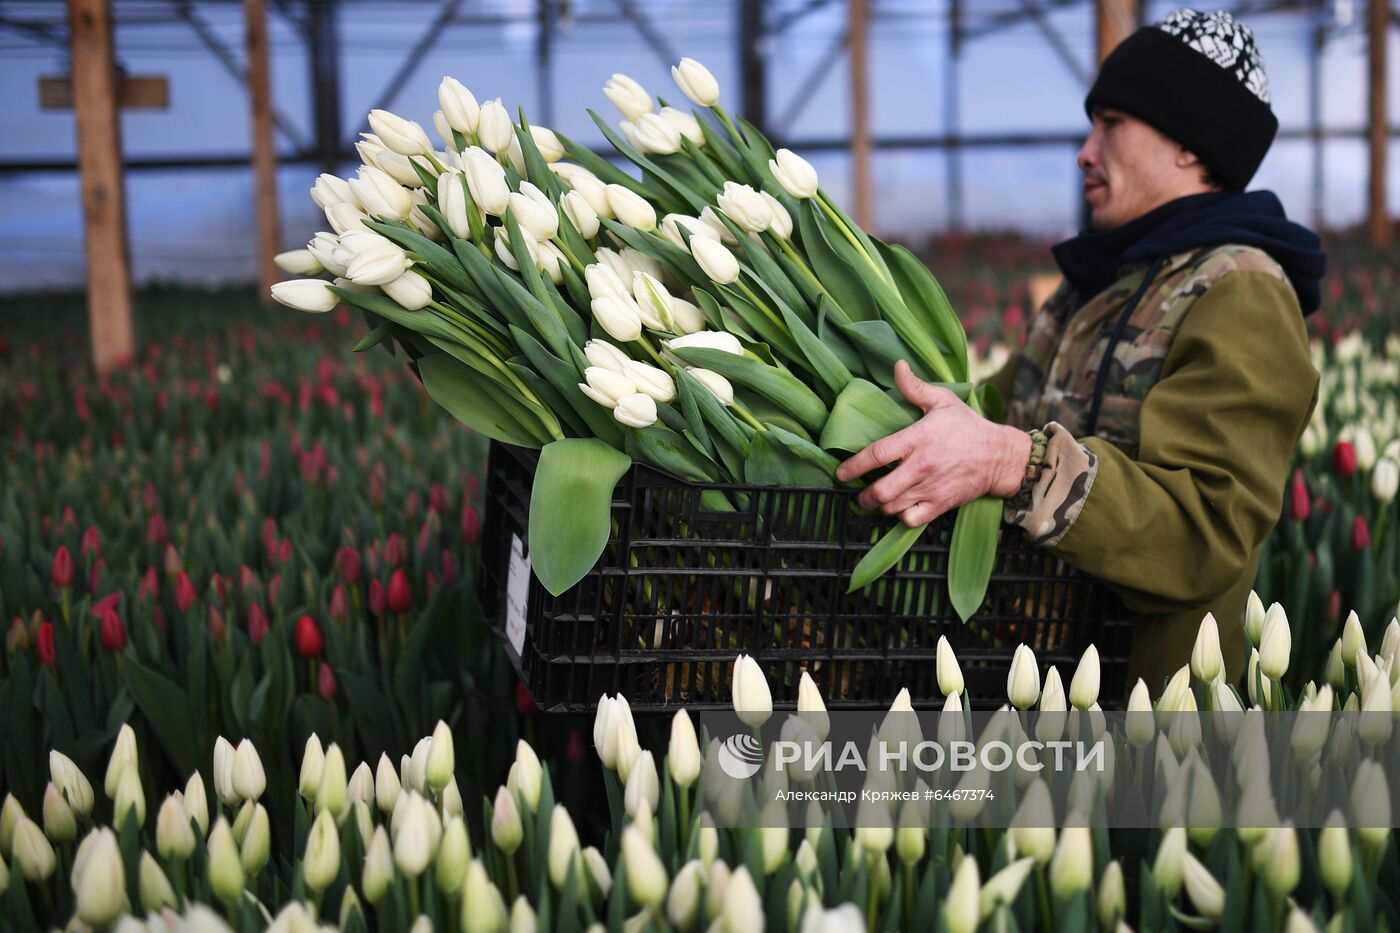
[1003, 422, 1098, 548]
[1004, 428, 1049, 512]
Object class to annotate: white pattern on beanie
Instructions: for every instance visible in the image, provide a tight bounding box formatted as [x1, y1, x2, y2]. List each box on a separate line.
[1155, 9, 1270, 104]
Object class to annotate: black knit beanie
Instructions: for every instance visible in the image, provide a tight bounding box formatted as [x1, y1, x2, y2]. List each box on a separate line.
[1085, 9, 1278, 192]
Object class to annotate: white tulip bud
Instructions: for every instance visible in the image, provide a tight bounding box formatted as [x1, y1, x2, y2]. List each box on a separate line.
[325, 201, 370, 236]
[669, 296, 707, 335]
[1009, 779, 1056, 864]
[317, 743, 348, 819]
[303, 809, 341, 892]
[1318, 810, 1352, 899]
[716, 182, 773, 234]
[72, 828, 124, 925]
[628, 113, 682, 155]
[796, 670, 830, 741]
[425, 720, 456, 792]
[436, 816, 471, 896]
[272, 279, 340, 314]
[547, 804, 583, 889]
[41, 784, 75, 844]
[606, 184, 657, 230]
[464, 859, 509, 933]
[591, 296, 644, 344]
[491, 785, 524, 854]
[660, 213, 721, 250]
[722, 866, 765, 932]
[347, 762, 374, 806]
[297, 734, 325, 802]
[668, 710, 702, 788]
[672, 58, 720, 106]
[613, 393, 659, 429]
[1181, 853, 1225, 921]
[622, 825, 668, 907]
[474, 98, 514, 153]
[183, 772, 209, 835]
[631, 271, 674, 330]
[584, 339, 631, 374]
[240, 803, 270, 876]
[509, 189, 559, 241]
[438, 170, 475, 240]
[689, 236, 741, 284]
[604, 73, 653, 120]
[624, 751, 661, 819]
[686, 367, 734, 407]
[667, 859, 704, 929]
[105, 723, 139, 798]
[670, 329, 744, 357]
[274, 249, 323, 277]
[207, 817, 244, 904]
[1097, 861, 1126, 928]
[1152, 826, 1187, 897]
[1065, 644, 1099, 710]
[1259, 824, 1301, 896]
[306, 231, 347, 276]
[761, 191, 793, 239]
[1007, 644, 1041, 709]
[345, 239, 410, 287]
[139, 849, 177, 912]
[375, 148, 427, 187]
[311, 173, 357, 210]
[439, 76, 480, 135]
[375, 753, 401, 815]
[1245, 589, 1266, 644]
[979, 857, 1035, 921]
[362, 826, 394, 903]
[232, 740, 266, 802]
[395, 793, 440, 878]
[1373, 457, 1399, 503]
[579, 365, 637, 409]
[944, 854, 980, 933]
[511, 741, 544, 813]
[1359, 670, 1393, 744]
[561, 190, 600, 239]
[660, 106, 705, 145]
[156, 793, 195, 859]
[113, 764, 146, 828]
[462, 147, 511, 216]
[1247, 648, 1272, 706]
[369, 109, 433, 156]
[1260, 602, 1292, 681]
[769, 149, 820, 199]
[732, 653, 773, 728]
[1191, 612, 1225, 684]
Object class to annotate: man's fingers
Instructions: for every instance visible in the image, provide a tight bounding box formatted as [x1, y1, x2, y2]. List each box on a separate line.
[899, 498, 947, 528]
[894, 360, 939, 411]
[837, 433, 909, 483]
[857, 466, 918, 512]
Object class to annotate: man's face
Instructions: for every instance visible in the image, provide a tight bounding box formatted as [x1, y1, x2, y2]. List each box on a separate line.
[1077, 107, 1203, 230]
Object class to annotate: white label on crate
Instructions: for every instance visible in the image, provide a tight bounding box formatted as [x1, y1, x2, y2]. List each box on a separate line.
[505, 534, 530, 658]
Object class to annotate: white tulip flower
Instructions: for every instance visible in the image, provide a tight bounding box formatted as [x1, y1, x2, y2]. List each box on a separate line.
[669, 296, 708, 335]
[583, 339, 631, 375]
[624, 751, 661, 818]
[561, 190, 600, 239]
[207, 817, 243, 904]
[106, 723, 139, 798]
[668, 710, 702, 789]
[717, 182, 773, 233]
[613, 393, 658, 429]
[761, 191, 793, 239]
[1355, 426, 1378, 471]
[346, 239, 410, 287]
[590, 296, 644, 344]
[1260, 602, 1292, 680]
[623, 360, 677, 403]
[579, 366, 637, 409]
[311, 173, 357, 210]
[508, 190, 558, 242]
[934, 636, 963, 697]
[1373, 458, 1399, 503]
[690, 236, 740, 284]
[547, 805, 583, 889]
[1182, 853, 1225, 920]
[686, 367, 734, 406]
[375, 149, 428, 188]
[231, 740, 266, 802]
[770, 149, 820, 199]
[439, 76, 480, 135]
[156, 793, 195, 860]
[511, 741, 544, 814]
[944, 855, 980, 933]
[1245, 589, 1266, 644]
[1007, 644, 1041, 709]
[272, 280, 339, 314]
[659, 106, 705, 145]
[139, 850, 177, 913]
[604, 73, 653, 120]
[463, 148, 511, 216]
[561, 170, 613, 219]
[605, 184, 657, 230]
[73, 828, 124, 925]
[274, 249, 323, 276]
[660, 213, 722, 249]
[49, 751, 94, 819]
[438, 170, 475, 239]
[477, 98, 514, 153]
[306, 232, 347, 276]
[700, 205, 739, 244]
[670, 329, 744, 356]
[41, 784, 75, 843]
[1050, 824, 1093, 897]
[629, 113, 682, 155]
[722, 867, 765, 932]
[368, 109, 433, 156]
[433, 109, 456, 147]
[672, 58, 720, 106]
[732, 653, 772, 728]
[1191, 612, 1224, 684]
[325, 202, 370, 235]
[383, 269, 432, 311]
[631, 271, 673, 330]
[667, 859, 704, 929]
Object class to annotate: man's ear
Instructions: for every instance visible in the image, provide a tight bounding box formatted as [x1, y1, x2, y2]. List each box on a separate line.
[1175, 147, 1203, 170]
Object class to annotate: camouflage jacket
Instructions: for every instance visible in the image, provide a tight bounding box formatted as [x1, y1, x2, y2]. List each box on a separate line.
[987, 244, 1319, 694]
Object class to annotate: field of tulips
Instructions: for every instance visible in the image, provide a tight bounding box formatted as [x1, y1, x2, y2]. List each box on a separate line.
[2, 603, 1398, 933]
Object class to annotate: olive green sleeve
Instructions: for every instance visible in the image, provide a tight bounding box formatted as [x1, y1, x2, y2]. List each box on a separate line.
[1023, 270, 1318, 613]
[982, 349, 1022, 407]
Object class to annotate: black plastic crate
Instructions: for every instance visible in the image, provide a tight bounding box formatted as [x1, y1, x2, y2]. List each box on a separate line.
[479, 441, 1133, 713]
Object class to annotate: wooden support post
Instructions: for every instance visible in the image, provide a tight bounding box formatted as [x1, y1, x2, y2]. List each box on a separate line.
[849, 0, 872, 230]
[68, 0, 134, 372]
[246, 0, 281, 302]
[1095, 0, 1137, 64]
[1369, 0, 1390, 248]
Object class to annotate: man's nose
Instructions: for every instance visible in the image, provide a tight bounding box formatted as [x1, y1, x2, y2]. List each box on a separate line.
[1077, 137, 1097, 172]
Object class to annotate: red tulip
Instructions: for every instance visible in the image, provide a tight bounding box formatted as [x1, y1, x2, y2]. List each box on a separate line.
[163, 544, 183, 578]
[387, 570, 413, 614]
[208, 605, 226, 643]
[440, 549, 458, 585]
[36, 621, 55, 668]
[88, 556, 104, 595]
[294, 614, 323, 657]
[92, 592, 121, 618]
[134, 568, 157, 606]
[515, 681, 537, 716]
[247, 604, 269, 646]
[416, 519, 433, 562]
[239, 565, 260, 598]
[368, 578, 386, 616]
[335, 546, 362, 586]
[329, 584, 349, 623]
[384, 534, 404, 569]
[142, 482, 158, 513]
[466, 474, 480, 497]
[429, 483, 448, 515]
[1352, 515, 1371, 551]
[1334, 440, 1357, 479]
[145, 514, 167, 548]
[174, 572, 196, 613]
[80, 526, 102, 560]
[100, 609, 126, 652]
[318, 662, 337, 699]
[461, 505, 482, 545]
[268, 574, 281, 611]
[278, 539, 293, 565]
[566, 727, 587, 765]
[1289, 469, 1309, 522]
[1326, 590, 1342, 624]
[426, 571, 440, 601]
[51, 545, 74, 590]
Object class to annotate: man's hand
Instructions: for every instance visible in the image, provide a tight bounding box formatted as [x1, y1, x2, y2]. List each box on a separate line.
[835, 360, 1033, 527]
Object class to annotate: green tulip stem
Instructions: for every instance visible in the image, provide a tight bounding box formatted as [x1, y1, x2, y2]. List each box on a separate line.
[505, 855, 520, 903]
[425, 299, 511, 359]
[424, 151, 449, 175]
[775, 236, 832, 301]
[815, 192, 889, 286]
[734, 279, 786, 335]
[678, 784, 692, 857]
[709, 105, 744, 149]
[632, 334, 669, 370]
[553, 237, 589, 276]
[59, 589, 70, 625]
[865, 851, 880, 931]
[1373, 506, 1388, 553]
[1035, 865, 1055, 933]
[902, 860, 915, 927]
[731, 402, 766, 434]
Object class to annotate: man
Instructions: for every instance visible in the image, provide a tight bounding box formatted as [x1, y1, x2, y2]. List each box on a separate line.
[837, 9, 1327, 694]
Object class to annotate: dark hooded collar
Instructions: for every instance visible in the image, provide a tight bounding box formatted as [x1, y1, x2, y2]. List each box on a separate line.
[1052, 191, 1327, 315]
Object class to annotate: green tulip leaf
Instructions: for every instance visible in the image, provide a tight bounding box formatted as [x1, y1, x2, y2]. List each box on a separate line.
[667, 346, 829, 435]
[528, 439, 633, 597]
[876, 239, 969, 382]
[948, 495, 1003, 622]
[743, 427, 834, 487]
[848, 521, 925, 594]
[417, 352, 552, 448]
[819, 378, 919, 454]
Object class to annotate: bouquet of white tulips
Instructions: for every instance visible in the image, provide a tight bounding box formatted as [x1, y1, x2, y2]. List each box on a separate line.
[272, 58, 1001, 621]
